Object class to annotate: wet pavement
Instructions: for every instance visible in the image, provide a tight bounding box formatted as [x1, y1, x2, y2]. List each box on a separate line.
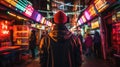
[12, 55, 113, 67]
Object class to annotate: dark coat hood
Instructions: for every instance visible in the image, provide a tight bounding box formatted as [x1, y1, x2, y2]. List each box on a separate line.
[49, 25, 72, 42]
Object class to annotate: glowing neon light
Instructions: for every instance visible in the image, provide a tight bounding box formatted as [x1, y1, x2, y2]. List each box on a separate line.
[84, 11, 90, 20]
[41, 17, 45, 24]
[5, 0, 17, 7]
[80, 18, 83, 24]
[16, 1, 27, 12]
[94, 0, 107, 12]
[78, 20, 82, 25]
[81, 15, 86, 23]
[87, 5, 96, 17]
[36, 14, 42, 22]
[48, 22, 52, 26]
[2, 30, 9, 34]
[24, 5, 34, 17]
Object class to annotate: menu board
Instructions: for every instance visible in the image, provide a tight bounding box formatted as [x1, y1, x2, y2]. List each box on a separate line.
[13, 25, 30, 45]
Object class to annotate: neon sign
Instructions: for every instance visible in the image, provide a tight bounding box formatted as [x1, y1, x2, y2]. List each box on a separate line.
[78, 20, 82, 25]
[36, 14, 42, 22]
[4, 0, 18, 7]
[87, 5, 96, 17]
[41, 17, 45, 24]
[1, 21, 9, 34]
[80, 18, 84, 24]
[81, 15, 86, 23]
[94, 0, 108, 12]
[48, 22, 52, 26]
[24, 5, 34, 17]
[84, 11, 91, 20]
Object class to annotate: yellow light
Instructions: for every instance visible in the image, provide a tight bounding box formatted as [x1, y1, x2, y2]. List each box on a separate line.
[41, 17, 45, 24]
[9, 12, 16, 17]
[94, 0, 107, 12]
[88, 5, 96, 17]
[5, 0, 18, 7]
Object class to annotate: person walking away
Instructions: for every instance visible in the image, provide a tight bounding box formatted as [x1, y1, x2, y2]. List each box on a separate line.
[84, 33, 93, 57]
[39, 10, 82, 67]
[29, 30, 37, 59]
[93, 31, 102, 58]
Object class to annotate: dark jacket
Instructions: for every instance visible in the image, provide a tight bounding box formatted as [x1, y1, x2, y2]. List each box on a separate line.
[39, 25, 82, 67]
[29, 31, 36, 49]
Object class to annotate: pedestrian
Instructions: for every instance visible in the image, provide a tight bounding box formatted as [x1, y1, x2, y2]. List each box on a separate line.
[93, 31, 101, 58]
[84, 32, 93, 57]
[29, 30, 37, 59]
[39, 10, 82, 67]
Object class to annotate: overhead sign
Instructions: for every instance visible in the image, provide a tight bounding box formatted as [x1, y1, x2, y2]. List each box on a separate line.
[24, 4, 34, 17]
[94, 0, 109, 12]
[4, 0, 18, 7]
[87, 4, 97, 18]
[81, 15, 87, 23]
[84, 11, 91, 20]
[36, 14, 42, 22]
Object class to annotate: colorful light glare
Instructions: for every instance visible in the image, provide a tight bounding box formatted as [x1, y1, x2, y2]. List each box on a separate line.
[81, 15, 86, 23]
[36, 14, 41, 22]
[24, 5, 34, 17]
[80, 18, 84, 24]
[85, 11, 91, 20]
[78, 20, 82, 25]
[48, 22, 52, 26]
[41, 17, 45, 24]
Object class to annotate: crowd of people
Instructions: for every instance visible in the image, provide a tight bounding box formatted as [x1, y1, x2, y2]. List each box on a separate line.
[28, 10, 102, 67]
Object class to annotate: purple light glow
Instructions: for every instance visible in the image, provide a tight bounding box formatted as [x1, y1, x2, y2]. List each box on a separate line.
[78, 20, 82, 25]
[85, 11, 91, 20]
[36, 14, 41, 22]
[80, 18, 84, 24]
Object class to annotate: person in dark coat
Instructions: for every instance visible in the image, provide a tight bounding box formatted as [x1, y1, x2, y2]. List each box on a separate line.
[39, 10, 82, 67]
[93, 31, 101, 58]
[84, 33, 93, 57]
[29, 30, 37, 59]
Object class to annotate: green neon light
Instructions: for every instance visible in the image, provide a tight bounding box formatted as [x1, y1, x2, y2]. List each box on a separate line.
[16, 3, 26, 12]
[16, 0, 27, 8]
[19, 0, 28, 7]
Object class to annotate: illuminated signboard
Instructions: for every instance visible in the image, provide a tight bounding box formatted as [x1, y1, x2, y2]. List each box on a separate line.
[16, 1, 27, 12]
[48, 22, 52, 26]
[24, 5, 34, 17]
[84, 11, 91, 20]
[78, 20, 82, 25]
[87, 5, 97, 18]
[80, 18, 83, 24]
[5, 0, 18, 7]
[36, 14, 42, 22]
[43, 20, 47, 25]
[94, 0, 109, 12]
[41, 17, 45, 24]
[81, 15, 87, 23]
[91, 21, 99, 29]
[4, 0, 26, 12]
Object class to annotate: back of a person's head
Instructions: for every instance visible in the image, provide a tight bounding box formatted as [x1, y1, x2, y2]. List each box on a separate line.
[54, 10, 67, 24]
[53, 10, 68, 30]
[31, 30, 35, 35]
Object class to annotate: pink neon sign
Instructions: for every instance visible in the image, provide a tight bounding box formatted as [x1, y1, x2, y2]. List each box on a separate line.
[24, 5, 34, 17]
[84, 11, 91, 20]
[36, 14, 42, 22]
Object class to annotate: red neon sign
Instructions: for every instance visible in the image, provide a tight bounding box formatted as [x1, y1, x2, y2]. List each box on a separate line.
[0, 21, 9, 35]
